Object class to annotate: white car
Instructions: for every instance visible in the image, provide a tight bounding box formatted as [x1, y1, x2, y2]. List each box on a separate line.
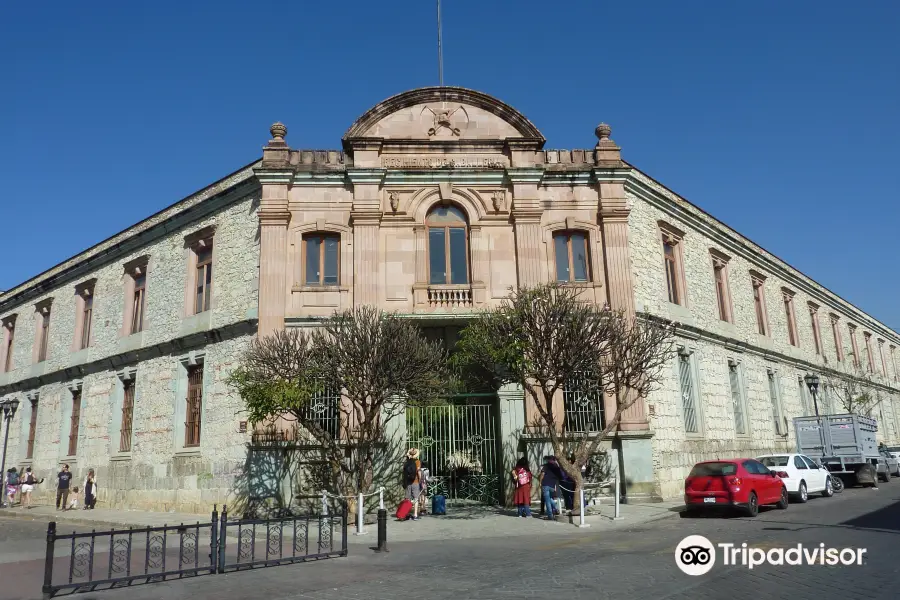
[757, 453, 834, 503]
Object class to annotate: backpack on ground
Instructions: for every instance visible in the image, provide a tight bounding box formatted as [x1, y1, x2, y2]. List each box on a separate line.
[431, 494, 446, 515]
[402, 458, 418, 485]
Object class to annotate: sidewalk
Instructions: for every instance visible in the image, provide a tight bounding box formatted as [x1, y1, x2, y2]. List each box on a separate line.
[0, 500, 683, 544]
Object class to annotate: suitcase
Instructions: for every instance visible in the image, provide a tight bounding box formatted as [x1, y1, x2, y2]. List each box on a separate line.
[396, 499, 413, 520]
[431, 494, 446, 515]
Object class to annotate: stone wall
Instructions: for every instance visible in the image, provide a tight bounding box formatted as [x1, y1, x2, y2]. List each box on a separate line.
[627, 173, 900, 500]
[0, 189, 261, 513]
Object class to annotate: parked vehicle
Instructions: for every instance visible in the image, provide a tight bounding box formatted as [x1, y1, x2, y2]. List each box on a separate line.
[684, 459, 788, 517]
[878, 446, 900, 476]
[885, 446, 900, 463]
[794, 414, 889, 486]
[757, 453, 834, 502]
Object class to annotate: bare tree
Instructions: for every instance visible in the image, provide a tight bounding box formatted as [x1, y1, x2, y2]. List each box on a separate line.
[453, 284, 677, 507]
[822, 363, 880, 416]
[230, 307, 448, 502]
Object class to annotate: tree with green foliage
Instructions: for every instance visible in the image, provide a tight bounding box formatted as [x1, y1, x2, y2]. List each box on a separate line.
[452, 284, 676, 508]
[229, 306, 448, 500]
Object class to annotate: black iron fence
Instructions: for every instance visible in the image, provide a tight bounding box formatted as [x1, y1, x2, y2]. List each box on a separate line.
[42, 505, 347, 597]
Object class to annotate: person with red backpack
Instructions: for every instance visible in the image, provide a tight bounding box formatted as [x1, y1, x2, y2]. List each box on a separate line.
[512, 457, 533, 518]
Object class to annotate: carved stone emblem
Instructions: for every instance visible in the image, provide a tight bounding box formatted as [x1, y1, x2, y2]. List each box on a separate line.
[492, 192, 506, 212]
[388, 191, 400, 212]
[426, 106, 462, 136]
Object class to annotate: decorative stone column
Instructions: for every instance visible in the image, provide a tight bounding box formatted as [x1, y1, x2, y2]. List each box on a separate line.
[468, 226, 488, 305]
[506, 140, 545, 288]
[346, 164, 385, 307]
[255, 123, 293, 337]
[497, 383, 526, 506]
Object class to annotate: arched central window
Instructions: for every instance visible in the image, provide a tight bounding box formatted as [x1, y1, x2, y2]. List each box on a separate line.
[427, 205, 469, 285]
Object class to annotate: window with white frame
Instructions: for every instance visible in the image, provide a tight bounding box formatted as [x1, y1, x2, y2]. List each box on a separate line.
[678, 348, 700, 434]
[728, 360, 747, 435]
[768, 369, 786, 435]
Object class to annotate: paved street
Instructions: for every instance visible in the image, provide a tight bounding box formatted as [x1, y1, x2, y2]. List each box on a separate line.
[2, 483, 900, 600]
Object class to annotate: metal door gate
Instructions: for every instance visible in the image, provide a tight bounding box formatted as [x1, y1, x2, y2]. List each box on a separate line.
[406, 395, 501, 505]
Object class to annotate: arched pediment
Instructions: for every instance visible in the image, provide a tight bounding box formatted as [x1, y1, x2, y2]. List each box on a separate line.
[408, 187, 487, 224]
[343, 87, 545, 144]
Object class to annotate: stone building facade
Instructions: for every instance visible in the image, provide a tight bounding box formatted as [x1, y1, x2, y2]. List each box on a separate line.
[1, 86, 898, 511]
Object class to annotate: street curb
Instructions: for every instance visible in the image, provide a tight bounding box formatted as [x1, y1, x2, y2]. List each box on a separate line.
[0, 509, 206, 532]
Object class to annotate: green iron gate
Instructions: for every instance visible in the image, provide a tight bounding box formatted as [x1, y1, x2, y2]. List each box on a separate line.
[406, 395, 501, 505]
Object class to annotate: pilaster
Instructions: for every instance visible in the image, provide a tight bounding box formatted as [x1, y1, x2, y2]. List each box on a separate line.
[255, 123, 293, 337]
[507, 166, 545, 288]
[593, 124, 646, 430]
[347, 167, 386, 307]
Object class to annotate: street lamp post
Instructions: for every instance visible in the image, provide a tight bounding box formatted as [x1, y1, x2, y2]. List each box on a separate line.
[0, 398, 20, 507]
[804, 373, 820, 417]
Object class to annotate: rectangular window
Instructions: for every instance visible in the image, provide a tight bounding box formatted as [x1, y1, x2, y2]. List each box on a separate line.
[304, 233, 340, 285]
[728, 361, 746, 435]
[809, 304, 822, 356]
[892, 346, 898, 381]
[120, 381, 135, 452]
[2, 319, 14, 373]
[663, 236, 681, 305]
[783, 291, 798, 347]
[38, 310, 51, 362]
[831, 315, 844, 362]
[131, 274, 146, 334]
[768, 370, 785, 435]
[80, 295, 93, 350]
[678, 350, 699, 433]
[428, 228, 446, 284]
[864, 333, 875, 373]
[553, 231, 590, 282]
[751, 274, 768, 336]
[185, 365, 203, 447]
[798, 377, 811, 416]
[195, 246, 213, 314]
[849, 325, 860, 368]
[449, 228, 468, 284]
[714, 262, 729, 322]
[68, 391, 81, 456]
[26, 399, 37, 459]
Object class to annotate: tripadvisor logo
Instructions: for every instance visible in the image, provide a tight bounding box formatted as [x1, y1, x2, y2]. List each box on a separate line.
[675, 536, 867, 575]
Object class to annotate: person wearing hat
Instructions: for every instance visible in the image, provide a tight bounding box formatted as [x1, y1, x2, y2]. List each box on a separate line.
[403, 448, 423, 520]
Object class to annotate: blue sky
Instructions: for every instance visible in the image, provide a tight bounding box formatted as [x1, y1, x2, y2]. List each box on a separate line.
[2, 1, 898, 329]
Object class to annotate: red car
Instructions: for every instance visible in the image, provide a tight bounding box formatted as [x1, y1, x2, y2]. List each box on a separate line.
[684, 458, 789, 517]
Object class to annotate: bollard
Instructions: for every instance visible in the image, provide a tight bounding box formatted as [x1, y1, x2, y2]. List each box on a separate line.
[375, 508, 389, 552]
[613, 473, 623, 520]
[355, 492, 367, 535]
[577, 487, 590, 528]
[42, 522, 56, 599]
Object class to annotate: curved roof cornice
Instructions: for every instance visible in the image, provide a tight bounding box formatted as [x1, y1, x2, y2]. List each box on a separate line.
[343, 86, 545, 144]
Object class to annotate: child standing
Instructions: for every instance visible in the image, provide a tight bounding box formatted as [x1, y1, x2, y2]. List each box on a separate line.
[512, 458, 533, 518]
[68, 486, 80, 510]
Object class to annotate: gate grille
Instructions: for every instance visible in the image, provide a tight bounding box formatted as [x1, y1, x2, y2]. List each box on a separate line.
[406, 397, 499, 505]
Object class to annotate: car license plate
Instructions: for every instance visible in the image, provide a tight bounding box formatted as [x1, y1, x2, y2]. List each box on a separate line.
[704, 497, 716, 503]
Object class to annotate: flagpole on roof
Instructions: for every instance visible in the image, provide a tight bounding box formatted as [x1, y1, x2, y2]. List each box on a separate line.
[437, 0, 444, 86]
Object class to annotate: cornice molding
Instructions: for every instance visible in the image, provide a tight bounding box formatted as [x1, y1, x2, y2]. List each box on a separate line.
[625, 172, 900, 347]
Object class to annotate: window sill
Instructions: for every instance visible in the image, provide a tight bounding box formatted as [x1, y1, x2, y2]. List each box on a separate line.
[174, 449, 202, 458]
[117, 332, 144, 354]
[110, 453, 132, 462]
[180, 311, 212, 336]
[292, 285, 349, 293]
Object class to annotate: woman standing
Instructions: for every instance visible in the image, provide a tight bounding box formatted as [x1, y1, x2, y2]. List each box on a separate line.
[20, 467, 37, 509]
[512, 458, 533, 518]
[83, 469, 98, 510]
[5, 468, 19, 507]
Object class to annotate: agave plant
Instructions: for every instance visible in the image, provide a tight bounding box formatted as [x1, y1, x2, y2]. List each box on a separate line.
[446, 451, 483, 473]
